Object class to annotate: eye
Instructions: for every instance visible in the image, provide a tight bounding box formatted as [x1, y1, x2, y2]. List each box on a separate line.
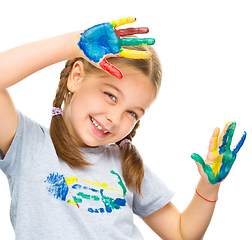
[105, 92, 117, 102]
[127, 110, 138, 119]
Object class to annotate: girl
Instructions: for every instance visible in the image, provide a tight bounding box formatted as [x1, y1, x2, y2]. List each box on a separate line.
[0, 17, 246, 240]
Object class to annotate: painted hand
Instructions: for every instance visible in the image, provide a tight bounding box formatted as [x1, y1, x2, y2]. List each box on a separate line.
[191, 122, 246, 184]
[78, 17, 155, 79]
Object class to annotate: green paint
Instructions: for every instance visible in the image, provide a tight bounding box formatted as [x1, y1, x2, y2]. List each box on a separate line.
[119, 38, 155, 47]
[111, 170, 127, 196]
[191, 122, 246, 184]
[77, 192, 100, 201]
[73, 196, 82, 203]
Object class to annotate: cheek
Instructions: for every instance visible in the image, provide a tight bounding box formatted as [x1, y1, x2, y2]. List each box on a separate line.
[70, 91, 106, 119]
[118, 120, 137, 139]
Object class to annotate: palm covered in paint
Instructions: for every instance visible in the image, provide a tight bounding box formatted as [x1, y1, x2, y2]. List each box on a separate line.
[78, 17, 155, 79]
[191, 122, 246, 184]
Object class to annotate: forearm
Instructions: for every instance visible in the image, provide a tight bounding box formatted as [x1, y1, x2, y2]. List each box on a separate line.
[0, 31, 81, 90]
[180, 178, 220, 240]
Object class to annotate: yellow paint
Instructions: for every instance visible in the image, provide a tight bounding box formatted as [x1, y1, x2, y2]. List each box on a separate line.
[92, 182, 100, 186]
[110, 17, 136, 28]
[211, 128, 221, 175]
[82, 178, 116, 191]
[67, 199, 78, 206]
[212, 155, 223, 175]
[211, 123, 231, 176]
[119, 49, 151, 59]
[101, 183, 109, 188]
[65, 176, 78, 185]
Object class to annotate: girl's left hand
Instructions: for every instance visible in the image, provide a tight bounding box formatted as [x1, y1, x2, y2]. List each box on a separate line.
[191, 122, 247, 184]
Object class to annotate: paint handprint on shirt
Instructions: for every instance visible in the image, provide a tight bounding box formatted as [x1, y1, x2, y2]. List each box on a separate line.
[44, 170, 127, 214]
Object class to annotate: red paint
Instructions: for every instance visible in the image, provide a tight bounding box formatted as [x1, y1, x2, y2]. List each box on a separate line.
[115, 27, 149, 37]
[99, 58, 123, 79]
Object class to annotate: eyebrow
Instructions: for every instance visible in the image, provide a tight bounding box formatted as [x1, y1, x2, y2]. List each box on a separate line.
[103, 83, 122, 95]
[103, 83, 146, 115]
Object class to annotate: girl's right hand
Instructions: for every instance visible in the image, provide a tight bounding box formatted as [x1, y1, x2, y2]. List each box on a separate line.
[76, 17, 155, 79]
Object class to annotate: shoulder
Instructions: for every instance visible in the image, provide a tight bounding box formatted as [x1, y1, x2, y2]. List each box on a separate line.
[17, 110, 47, 133]
[0, 110, 51, 175]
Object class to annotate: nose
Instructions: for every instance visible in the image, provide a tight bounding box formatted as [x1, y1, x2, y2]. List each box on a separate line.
[106, 108, 122, 126]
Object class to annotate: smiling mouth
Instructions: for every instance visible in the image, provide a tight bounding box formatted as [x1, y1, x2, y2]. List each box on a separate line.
[90, 117, 109, 134]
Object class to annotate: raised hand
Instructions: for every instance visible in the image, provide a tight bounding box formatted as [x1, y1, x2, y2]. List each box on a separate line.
[77, 17, 155, 79]
[191, 122, 247, 184]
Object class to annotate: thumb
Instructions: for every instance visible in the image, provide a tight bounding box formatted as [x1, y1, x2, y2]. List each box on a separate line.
[191, 153, 205, 165]
[191, 153, 213, 184]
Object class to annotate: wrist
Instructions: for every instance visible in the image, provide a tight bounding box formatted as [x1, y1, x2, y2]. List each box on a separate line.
[199, 177, 221, 189]
[72, 30, 85, 57]
[196, 178, 220, 202]
[63, 31, 85, 59]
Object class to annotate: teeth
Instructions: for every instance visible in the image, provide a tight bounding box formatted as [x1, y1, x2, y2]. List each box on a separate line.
[91, 118, 109, 134]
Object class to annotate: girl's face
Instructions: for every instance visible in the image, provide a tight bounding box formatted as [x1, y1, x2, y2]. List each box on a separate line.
[63, 62, 155, 148]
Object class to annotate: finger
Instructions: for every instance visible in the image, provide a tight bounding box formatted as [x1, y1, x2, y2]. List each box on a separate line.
[191, 153, 218, 184]
[119, 38, 155, 47]
[232, 131, 247, 156]
[115, 27, 149, 37]
[226, 122, 236, 149]
[212, 155, 223, 176]
[218, 122, 230, 147]
[191, 153, 205, 165]
[99, 58, 123, 79]
[119, 49, 152, 59]
[110, 17, 136, 28]
[209, 127, 220, 154]
[218, 122, 232, 154]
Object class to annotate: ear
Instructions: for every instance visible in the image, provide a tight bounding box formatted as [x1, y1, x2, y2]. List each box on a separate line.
[67, 61, 85, 93]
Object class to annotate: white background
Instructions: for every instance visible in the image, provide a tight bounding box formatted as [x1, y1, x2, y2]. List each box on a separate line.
[0, 0, 251, 239]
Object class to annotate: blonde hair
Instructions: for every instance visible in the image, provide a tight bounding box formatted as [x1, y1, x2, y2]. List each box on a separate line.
[50, 45, 162, 196]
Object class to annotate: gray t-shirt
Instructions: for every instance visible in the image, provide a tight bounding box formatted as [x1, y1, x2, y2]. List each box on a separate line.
[0, 111, 174, 239]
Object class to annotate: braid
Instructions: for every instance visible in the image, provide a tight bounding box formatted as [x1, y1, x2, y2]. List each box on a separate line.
[118, 121, 144, 196]
[50, 58, 91, 168]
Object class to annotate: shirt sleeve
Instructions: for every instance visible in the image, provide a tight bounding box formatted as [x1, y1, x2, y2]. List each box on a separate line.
[133, 164, 175, 218]
[0, 110, 46, 180]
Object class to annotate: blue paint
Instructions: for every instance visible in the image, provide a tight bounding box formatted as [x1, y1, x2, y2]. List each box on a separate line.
[233, 131, 247, 155]
[44, 172, 68, 201]
[219, 124, 233, 155]
[100, 189, 126, 213]
[99, 208, 105, 213]
[78, 23, 120, 63]
[191, 122, 247, 184]
[114, 198, 126, 208]
[45, 170, 128, 213]
[72, 184, 82, 189]
[88, 208, 104, 214]
[75, 185, 99, 193]
[89, 187, 99, 193]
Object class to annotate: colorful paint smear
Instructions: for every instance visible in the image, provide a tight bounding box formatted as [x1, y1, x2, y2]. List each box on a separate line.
[44, 172, 68, 201]
[191, 122, 247, 184]
[44, 170, 127, 213]
[77, 17, 155, 79]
